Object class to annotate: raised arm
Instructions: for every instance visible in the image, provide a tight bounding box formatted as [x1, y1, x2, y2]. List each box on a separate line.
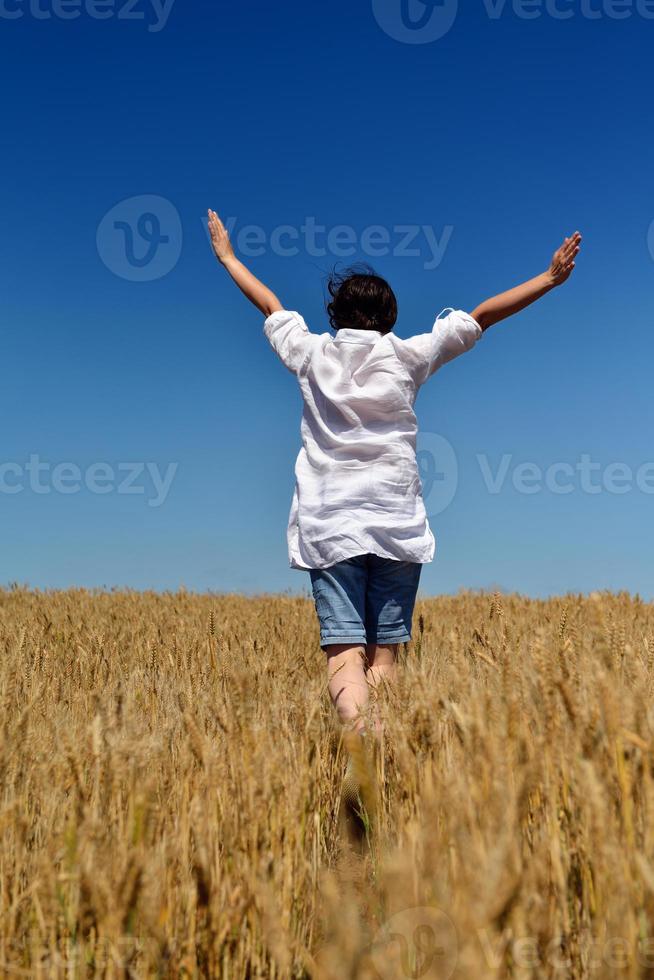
[208, 210, 283, 317]
[471, 232, 582, 332]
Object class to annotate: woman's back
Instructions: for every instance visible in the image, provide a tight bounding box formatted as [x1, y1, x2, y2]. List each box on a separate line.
[263, 307, 481, 569]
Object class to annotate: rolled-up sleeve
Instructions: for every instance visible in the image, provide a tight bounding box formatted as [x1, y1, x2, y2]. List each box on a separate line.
[264, 310, 314, 374]
[397, 309, 482, 387]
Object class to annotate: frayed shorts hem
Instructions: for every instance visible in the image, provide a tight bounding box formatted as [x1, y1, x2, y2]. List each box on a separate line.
[320, 631, 412, 648]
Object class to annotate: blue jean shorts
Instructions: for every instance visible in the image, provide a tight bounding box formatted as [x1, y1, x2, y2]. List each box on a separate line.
[309, 554, 422, 647]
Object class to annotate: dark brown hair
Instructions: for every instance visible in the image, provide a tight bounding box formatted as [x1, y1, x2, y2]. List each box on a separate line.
[326, 265, 398, 334]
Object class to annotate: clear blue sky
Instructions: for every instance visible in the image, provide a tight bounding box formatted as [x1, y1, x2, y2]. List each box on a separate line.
[1, 0, 653, 597]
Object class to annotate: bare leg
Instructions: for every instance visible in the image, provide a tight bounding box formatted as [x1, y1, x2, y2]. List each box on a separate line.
[365, 644, 398, 688]
[364, 644, 398, 737]
[325, 644, 369, 733]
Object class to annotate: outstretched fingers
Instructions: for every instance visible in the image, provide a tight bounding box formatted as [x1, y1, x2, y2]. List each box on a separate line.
[549, 231, 582, 285]
[561, 231, 582, 261]
[208, 209, 222, 235]
[207, 209, 234, 263]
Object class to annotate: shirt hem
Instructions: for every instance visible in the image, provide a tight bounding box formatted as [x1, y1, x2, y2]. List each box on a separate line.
[289, 542, 436, 571]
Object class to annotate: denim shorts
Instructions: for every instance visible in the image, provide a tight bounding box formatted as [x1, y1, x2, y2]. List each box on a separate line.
[309, 554, 422, 647]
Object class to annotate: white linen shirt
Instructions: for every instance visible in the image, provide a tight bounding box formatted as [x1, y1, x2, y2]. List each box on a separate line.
[264, 308, 482, 570]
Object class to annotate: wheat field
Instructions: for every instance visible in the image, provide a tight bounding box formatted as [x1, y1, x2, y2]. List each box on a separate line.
[2, 587, 654, 978]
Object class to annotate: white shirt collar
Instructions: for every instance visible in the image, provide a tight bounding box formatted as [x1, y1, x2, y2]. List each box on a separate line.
[333, 328, 384, 344]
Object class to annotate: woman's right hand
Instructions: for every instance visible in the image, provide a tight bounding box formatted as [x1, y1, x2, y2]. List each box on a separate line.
[547, 232, 582, 286]
[208, 209, 235, 265]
